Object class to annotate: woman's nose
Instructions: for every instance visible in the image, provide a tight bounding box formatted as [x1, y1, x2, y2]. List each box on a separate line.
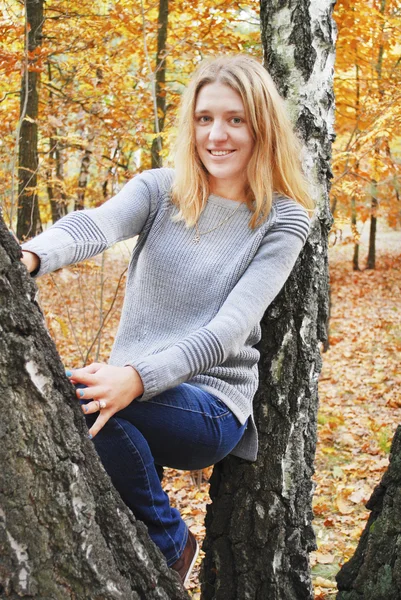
[209, 120, 228, 142]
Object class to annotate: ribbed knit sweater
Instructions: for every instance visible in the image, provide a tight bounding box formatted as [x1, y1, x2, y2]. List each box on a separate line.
[23, 168, 310, 461]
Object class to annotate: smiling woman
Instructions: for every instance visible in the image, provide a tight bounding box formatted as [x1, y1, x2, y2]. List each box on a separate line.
[172, 54, 314, 229]
[20, 54, 312, 588]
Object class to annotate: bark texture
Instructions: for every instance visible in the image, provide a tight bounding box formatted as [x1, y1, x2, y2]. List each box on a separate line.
[201, 1, 335, 599]
[336, 426, 401, 600]
[17, 0, 43, 240]
[0, 215, 188, 599]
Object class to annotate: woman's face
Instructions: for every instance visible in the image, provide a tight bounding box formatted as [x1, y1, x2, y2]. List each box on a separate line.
[194, 82, 254, 201]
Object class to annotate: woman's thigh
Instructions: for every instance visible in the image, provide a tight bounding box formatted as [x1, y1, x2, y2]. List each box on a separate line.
[117, 383, 246, 471]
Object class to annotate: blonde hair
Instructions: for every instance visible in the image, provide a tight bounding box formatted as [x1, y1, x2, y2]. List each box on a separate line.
[172, 55, 314, 228]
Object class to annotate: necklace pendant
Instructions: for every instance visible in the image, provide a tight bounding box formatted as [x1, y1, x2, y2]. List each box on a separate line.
[193, 232, 201, 244]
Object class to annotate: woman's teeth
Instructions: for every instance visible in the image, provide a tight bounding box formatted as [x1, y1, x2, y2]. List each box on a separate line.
[209, 150, 234, 156]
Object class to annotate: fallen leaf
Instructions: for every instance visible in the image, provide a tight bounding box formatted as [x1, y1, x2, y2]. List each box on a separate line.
[315, 552, 336, 564]
[315, 576, 337, 589]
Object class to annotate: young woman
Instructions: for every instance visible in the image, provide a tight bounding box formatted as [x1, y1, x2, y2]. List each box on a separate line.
[21, 55, 313, 586]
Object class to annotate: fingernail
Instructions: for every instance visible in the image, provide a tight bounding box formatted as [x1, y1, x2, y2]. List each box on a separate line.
[88, 433, 93, 440]
[65, 370, 72, 377]
[83, 405, 88, 413]
[79, 390, 84, 398]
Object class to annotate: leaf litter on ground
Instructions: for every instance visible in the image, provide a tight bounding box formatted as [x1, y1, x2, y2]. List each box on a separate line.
[35, 228, 401, 597]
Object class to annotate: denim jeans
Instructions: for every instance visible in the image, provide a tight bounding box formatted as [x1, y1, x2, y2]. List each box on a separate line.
[79, 383, 246, 566]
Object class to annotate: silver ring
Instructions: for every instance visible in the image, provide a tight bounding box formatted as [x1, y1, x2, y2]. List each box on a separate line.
[99, 400, 107, 410]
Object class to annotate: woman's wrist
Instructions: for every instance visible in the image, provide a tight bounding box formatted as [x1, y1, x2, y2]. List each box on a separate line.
[124, 365, 145, 397]
[21, 250, 40, 274]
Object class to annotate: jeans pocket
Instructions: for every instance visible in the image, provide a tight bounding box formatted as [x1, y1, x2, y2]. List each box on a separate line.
[207, 395, 231, 418]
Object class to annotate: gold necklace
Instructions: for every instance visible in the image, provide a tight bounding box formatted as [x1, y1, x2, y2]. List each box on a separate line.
[193, 203, 242, 244]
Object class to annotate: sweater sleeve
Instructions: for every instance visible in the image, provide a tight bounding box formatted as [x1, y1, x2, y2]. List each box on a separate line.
[130, 200, 311, 401]
[21, 169, 172, 277]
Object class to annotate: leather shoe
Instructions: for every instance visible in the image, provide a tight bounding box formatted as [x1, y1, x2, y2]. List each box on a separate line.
[171, 530, 199, 587]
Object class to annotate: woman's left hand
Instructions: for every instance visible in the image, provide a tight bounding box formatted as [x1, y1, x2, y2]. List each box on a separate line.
[66, 363, 144, 439]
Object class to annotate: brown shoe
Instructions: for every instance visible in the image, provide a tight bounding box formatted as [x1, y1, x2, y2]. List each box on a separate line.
[171, 530, 199, 587]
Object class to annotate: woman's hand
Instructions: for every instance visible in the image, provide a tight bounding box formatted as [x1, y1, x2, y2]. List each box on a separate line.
[66, 363, 144, 439]
[21, 250, 40, 273]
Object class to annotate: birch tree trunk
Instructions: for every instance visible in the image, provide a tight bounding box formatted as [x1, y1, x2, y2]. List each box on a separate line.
[201, 1, 335, 598]
[0, 214, 188, 600]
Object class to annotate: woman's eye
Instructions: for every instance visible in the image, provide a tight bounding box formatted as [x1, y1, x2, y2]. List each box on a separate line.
[198, 116, 211, 123]
[232, 117, 242, 124]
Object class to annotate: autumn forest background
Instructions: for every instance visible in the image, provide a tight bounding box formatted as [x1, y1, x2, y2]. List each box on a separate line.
[1, 0, 400, 597]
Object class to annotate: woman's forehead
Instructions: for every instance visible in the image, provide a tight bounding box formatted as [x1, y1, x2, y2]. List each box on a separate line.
[195, 82, 245, 111]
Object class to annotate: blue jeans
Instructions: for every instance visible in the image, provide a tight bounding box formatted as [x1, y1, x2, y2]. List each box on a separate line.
[79, 383, 246, 565]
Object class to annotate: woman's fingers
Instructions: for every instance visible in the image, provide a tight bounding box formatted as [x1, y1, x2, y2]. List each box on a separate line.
[68, 368, 97, 385]
[66, 363, 107, 384]
[81, 363, 105, 373]
[81, 398, 108, 415]
[76, 385, 103, 401]
[88, 411, 112, 439]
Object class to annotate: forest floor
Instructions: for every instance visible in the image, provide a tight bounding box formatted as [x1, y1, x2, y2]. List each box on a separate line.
[37, 223, 401, 598]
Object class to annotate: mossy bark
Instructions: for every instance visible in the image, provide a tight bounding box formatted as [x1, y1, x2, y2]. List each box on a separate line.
[0, 215, 188, 599]
[200, 1, 335, 598]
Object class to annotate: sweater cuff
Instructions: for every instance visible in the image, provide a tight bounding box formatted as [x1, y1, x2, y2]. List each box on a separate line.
[21, 242, 51, 278]
[127, 345, 190, 402]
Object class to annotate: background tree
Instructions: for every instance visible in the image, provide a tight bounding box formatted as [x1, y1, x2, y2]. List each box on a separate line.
[150, 0, 169, 168]
[200, 1, 335, 598]
[15, 0, 44, 240]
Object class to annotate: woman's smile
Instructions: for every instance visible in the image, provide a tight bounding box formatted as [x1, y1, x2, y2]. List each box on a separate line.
[194, 82, 254, 201]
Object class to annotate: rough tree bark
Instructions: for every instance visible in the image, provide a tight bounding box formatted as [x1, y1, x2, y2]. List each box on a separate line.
[336, 426, 401, 600]
[17, 0, 43, 240]
[0, 215, 188, 599]
[201, 1, 335, 599]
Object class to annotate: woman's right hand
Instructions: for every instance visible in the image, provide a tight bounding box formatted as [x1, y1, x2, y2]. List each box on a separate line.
[21, 250, 40, 274]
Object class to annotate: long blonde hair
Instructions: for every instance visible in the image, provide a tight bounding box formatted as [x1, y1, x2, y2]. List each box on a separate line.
[172, 55, 314, 228]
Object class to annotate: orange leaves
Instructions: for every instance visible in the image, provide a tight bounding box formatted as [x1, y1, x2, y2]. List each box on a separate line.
[0, 0, 261, 222]
[332, 0, 401, 236]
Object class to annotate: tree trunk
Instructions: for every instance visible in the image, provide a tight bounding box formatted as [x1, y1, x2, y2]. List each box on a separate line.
[366, 190, 377, 269]
[0, 214, 188, 600]
[352, 63, 360, 272]
[75, 133, 95, 211]
[151, 0, 169, 169]
[351, 196, 360, 271]
[366, 0, 386, 271]
[17, 0, 43, 240]
[201, 1, 335, 599]
[47, 136, 68, 223]
[47, 62, 68, 224]
[336, 425, 401, 599]
[102, 143, 121, 200]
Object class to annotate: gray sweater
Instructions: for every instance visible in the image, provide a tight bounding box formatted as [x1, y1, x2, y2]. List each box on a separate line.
[23, 168, 310, 461]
